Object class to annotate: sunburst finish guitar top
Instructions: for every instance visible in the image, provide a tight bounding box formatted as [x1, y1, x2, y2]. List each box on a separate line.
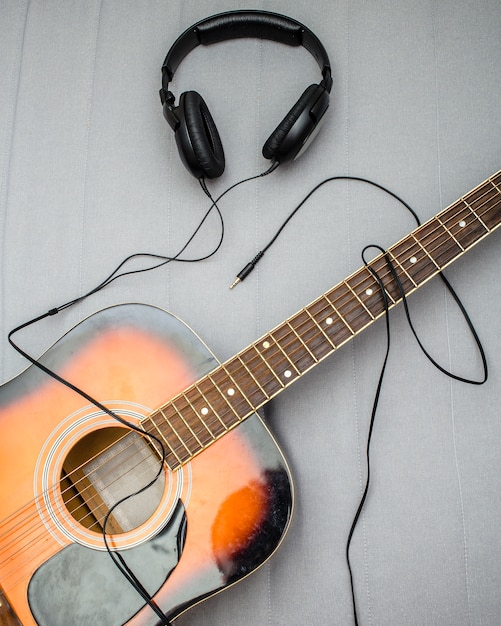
[0, 305, 293, 625]
[0, 171, 499, 624]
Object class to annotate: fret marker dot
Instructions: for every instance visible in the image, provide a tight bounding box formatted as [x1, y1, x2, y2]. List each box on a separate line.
[459, 220, 466, 228]
[201, 407, 209, 416]
[262, 340, 271, 349]
[284, 370, 292, 379]
[365, 288, 373, 296]
[227, 388, 235, 396]
[326, 317, 333, 325]
[410, 256, 417, 264]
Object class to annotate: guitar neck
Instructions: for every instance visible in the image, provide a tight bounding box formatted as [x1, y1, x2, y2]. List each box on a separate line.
[142, 171, 501, 470]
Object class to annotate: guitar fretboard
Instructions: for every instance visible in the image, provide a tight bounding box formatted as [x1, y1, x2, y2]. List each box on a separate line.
[142, 171, 501, 470]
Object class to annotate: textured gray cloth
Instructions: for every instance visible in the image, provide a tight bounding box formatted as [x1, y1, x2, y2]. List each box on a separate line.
[0, 1, 500, 625]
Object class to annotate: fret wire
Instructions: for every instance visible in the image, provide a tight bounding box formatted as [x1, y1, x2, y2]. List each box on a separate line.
[383, 194, 488, 285]
[306, 266, 388, 337]
[148, 412, 183, 465]
[470, 178, 501, 228]
[285, 320, 320, 363]
[439, 200, 488, 246]
[205, 372, 243, 427]
[376, 238, 429, 290]
[463, 195, 492, 230]
[235, 355, 274, 398]
[346, 265, 391, 310]
[366, 193, 492, 296]
[460, 180, 497, 206]
[255, 324, 323, 383]
[303, 307, 337, 349]
[284, 282, 383, 358]
[287, 310, 333, 361]
[490, 176, 501, 194]
[409, 232, 441, 269]
[370, 219, 453, 297]
[364, 200, 475, 294]
[414, 217, 473, 269]
[440, 198, 486, 231]
[328, 283, 374, 330]
[271, 325, 307, 374]
[387, 241, 436, 288]
[465, 192, 494, 225]
[441, 182, 498, 230]
[365, 255, 400, 302]
[309, 296, 356, 344]
[477, 192, 501, 218]
[263, 178, 497, 407]
[389, 221, 454, 279]
[243, 344, 283, 390]
[435, 215, 465, 251]
[325, 294, 356, 335]
[425, 219, 463, 264]
[174, 394, 212, 448]
[256, 338, 296, 384]
[211, 365, 254, 420]
[289, 305, 339, 361]
[395, 186, 499, 276]
[317, 295, 355, 336]
[343, 280, 376, 320]
[282, 320, 319, 364]
[384, 250, 418, 288]
[390, 238, 435, 282]
[259, 337, 295, 382]
[140, 416, 169, 460]
[158, 408, 192, 456]
[475, 193, 501, 229]
[384, 174, 499, 276]
[281, 299, 335, 357]
[193, 377, 236, 431]
[298, 304, 339, 348]
[182, 385, 223, 438]
[192, 383, 228, 437]
[407, 215, 477, 273]
[160, 401, 207, 451]
[268, 326, 315, 377]
[170, 391, 220, 439]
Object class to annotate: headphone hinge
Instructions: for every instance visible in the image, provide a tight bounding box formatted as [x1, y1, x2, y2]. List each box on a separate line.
[159, 89, 179, 131]
[321, 67, 333, 93]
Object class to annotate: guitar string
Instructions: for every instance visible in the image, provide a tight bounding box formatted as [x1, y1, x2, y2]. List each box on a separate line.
[0, 430, 155, 551]
[151, 179, 499, 423]
[206, 186, 497, 394]
[36, 183, 500, 524]
[0, 441, 169, 588]
[0, 236, 494, 592]
[2, 190, 492, 588]
[1, 165, 279, 605]
[0, 183, 497, 578]
[0, 190, 497, 582]
[0, 177, 497, 596]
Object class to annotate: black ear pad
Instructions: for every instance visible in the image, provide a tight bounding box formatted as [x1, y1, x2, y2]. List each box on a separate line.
[174, 91, 225, 179]
[262, 84, 329, 164]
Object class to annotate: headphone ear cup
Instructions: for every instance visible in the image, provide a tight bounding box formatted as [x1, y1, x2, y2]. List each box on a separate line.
[263, 84, 329, 165]
[175, 91, 225, 179]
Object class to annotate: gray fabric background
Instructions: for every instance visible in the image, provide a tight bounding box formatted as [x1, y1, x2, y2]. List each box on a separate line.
[1, 1, 500, 624]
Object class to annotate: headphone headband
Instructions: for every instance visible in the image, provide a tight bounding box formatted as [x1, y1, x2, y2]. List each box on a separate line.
[161, 10, 332, 92]
[160, 10, 333, 179]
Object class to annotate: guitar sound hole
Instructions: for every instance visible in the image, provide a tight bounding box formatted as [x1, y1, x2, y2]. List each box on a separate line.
[60, 427, 165, 535]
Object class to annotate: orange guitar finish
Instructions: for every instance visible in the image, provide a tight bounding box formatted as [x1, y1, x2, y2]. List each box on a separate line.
[0, 305, 293, 625]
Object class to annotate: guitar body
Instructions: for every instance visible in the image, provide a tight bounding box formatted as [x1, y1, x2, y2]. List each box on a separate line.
[0, 304, 293, 625]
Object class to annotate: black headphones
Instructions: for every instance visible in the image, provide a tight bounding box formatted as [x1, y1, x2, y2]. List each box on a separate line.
[159, 10, 332, 180]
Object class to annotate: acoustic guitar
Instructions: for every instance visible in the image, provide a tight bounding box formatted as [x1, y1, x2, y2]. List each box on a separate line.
[0, 171, 499, 625]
